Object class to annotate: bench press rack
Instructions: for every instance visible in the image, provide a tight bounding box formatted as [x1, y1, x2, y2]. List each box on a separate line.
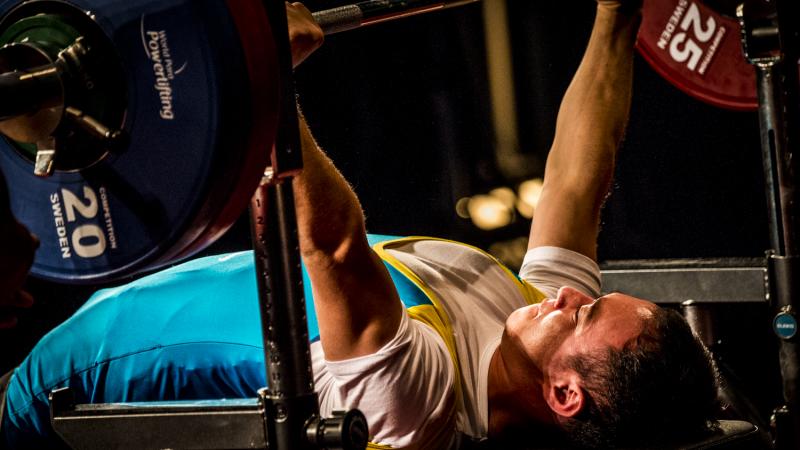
[600, 1, 800, 448]
[45, 0, 797, 449]
[45, 1, 476, 449]
[48, 0, 369, 448]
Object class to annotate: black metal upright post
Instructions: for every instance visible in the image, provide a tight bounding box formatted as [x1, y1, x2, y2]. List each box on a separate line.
[249, 3, 368, 450]
[740, 1, 800, 448]
[770, 1, 800, 447]
[251, 179, 319, 450]
[250, 1, 317, 449]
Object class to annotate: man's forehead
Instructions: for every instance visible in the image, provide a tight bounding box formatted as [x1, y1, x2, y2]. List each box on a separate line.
[585, 295, 653, 343]
[600, 292, 657, 312]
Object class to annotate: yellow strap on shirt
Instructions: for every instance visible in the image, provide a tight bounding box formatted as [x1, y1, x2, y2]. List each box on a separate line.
[369, 237, 546, 449]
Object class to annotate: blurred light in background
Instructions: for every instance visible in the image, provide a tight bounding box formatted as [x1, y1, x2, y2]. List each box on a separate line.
[467, 194, 513, 230]
[456, 197, 471, 219]
[489, 187, 516, 210]
[516, 178, 543, 219]
[457, 178, 544, 230]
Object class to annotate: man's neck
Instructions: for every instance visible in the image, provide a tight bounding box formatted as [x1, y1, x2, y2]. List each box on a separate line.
[486, 342, 557, 437]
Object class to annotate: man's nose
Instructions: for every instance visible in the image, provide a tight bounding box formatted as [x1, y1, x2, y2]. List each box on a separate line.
[554, 286, 594, 309]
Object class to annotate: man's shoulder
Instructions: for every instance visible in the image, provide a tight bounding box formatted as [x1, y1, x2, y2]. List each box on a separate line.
[520, 246, 601, 299]
[377, 237, 546, 307]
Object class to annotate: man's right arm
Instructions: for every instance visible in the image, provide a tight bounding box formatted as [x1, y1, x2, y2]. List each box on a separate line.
[284, 3, 404, 362]
[292, 115, 404, 361]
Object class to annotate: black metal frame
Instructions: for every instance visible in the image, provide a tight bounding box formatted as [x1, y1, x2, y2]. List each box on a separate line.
[575, 2, 800, 447]
[601, 3, 800, 447]
[599, 257, 768, 303]
[46, 0, 800, 448]
[50, 0, 367, 448]
[737, 1, 800, 448]
[50, 389, 270, 449]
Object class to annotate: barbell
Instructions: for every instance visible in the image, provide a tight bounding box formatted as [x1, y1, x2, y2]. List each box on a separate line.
[0, 0, 779, 283]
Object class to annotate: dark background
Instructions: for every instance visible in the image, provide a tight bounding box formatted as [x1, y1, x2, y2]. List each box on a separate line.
[295, 0, 770, 261]
[1, 0, 783, 436]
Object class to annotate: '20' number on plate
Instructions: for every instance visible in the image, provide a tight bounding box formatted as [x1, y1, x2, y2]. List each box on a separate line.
[62, 186, 106, 258]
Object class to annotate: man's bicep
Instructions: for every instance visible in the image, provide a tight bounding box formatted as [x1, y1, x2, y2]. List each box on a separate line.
[529, 181, 603, 261]
[306, 241, 405, 361]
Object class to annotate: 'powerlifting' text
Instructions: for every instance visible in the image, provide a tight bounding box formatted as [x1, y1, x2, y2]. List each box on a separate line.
[142, 18, 186, 120]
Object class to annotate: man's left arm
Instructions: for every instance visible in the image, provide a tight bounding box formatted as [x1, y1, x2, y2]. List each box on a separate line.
[528, 1, 641, 261]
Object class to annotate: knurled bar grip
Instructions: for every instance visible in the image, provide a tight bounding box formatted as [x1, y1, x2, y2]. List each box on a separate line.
[312, 5, 363, 35]
[312, 0, 479, 36]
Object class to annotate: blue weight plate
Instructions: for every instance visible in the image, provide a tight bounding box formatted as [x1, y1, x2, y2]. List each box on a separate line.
[0, 0, 277, 283]
[156, 0, 281, 265]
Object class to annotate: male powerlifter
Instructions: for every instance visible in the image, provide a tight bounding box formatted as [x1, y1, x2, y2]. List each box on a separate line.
[1, 0, 719, 448]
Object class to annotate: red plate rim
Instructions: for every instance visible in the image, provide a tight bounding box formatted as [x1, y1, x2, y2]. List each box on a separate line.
[636, 36, 758, 111]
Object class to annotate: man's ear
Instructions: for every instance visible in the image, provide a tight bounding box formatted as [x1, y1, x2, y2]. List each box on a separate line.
[544, 369, 585, 418]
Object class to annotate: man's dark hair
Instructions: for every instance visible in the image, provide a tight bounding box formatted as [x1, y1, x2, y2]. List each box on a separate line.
[562, 307, 720, 449]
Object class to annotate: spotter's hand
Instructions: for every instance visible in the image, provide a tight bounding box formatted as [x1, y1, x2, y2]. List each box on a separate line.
[286, 2, 323, 68]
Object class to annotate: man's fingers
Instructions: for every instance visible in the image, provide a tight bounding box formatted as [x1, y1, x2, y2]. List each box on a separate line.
[286, 1, 324, 68]
[597, 0, 644, 14]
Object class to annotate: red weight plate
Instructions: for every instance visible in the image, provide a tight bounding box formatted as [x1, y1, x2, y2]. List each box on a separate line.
[637, 0, 758, 111]
[157, 0, 282, 264]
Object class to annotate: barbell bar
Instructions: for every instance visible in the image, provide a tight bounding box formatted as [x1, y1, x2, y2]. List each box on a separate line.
[0, 0, 784, 284]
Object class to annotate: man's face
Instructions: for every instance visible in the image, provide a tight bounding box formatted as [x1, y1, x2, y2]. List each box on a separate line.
[502, 287, 656, 380]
